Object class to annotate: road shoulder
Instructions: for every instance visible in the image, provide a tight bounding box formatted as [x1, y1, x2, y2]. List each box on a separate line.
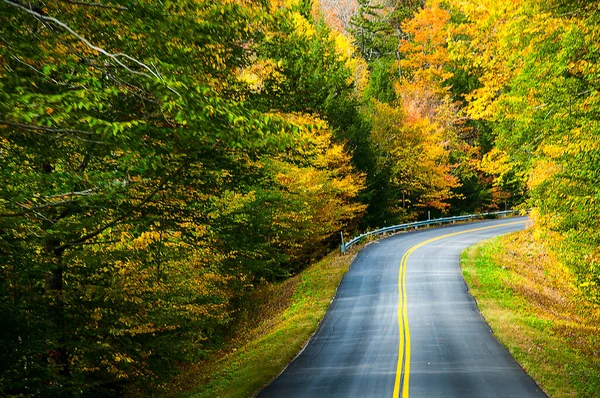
[461, 231, 600, 397]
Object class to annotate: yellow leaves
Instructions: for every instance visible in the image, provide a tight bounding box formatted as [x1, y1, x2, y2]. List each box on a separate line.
[480, 147, 512, 178]
[202, 43, 229, 72]
[291, 11, 316, 38]
[564, 126, 600, 156]
[276, 167, 322, 194]
[331, 30, 353, 62]
[261, 110, 365, 249]
[450, 0, 528, 121]
[238, 59, 284, 93]
[122, 322, 177, 337]
[464, 86, 502, 121]
[317, 143, 348, 170]
[208, 190, 257, 219]
[370, 98, 458, 212]
[270, 0, 300, 9]
[91, 308, 103, 322]
[113, 354, 135, 364]
[541, 143, 566, 159]
[528, 158, 561, 190]
[479, 146, 526, 201]
[120, 231, 133, 242]
[350, 55, 370, 94]
[133, 230, 162, 249]
[328, 29, 369, 91]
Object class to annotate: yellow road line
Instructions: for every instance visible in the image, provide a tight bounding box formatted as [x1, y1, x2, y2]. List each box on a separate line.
[392, 221, 527, 397]
[402, 249, 411, 398]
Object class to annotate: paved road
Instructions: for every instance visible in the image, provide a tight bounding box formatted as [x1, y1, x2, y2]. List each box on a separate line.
[258, 217, 547, 398]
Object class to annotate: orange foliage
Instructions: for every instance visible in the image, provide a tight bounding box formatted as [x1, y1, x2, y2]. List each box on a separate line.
[399, 2, 453, 87]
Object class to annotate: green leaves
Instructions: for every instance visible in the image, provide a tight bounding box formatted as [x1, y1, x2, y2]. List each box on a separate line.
[0, 0, 367, 395]
[443, 0, 600, 302]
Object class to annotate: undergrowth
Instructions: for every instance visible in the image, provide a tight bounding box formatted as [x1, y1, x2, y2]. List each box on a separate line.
[158, 247, 359, 398]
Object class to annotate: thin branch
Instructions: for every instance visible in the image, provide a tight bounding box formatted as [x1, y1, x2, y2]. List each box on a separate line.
[4, 188, 101, 218]
[4, 0, 158, 80]
[11, 55, 60, 83]
[453, 116, 472, 123]
[10, 55, 87, 89]
[13, 203, 55, 223]
[68, 239, 120, 246]
[107, 73, 160, 104]
[37, 199, 83, 208]
[575, 89, 593, 98]
[14, 198, 83, 214]
[45, 189, 97, 199]
[0, 119, 95, 135]
[557, 10, 580, 18]
[58, 0, 127, 11]
[55, 166, 183, 252]
[1, 120, 110, 145]
[56, 133, 110, 145]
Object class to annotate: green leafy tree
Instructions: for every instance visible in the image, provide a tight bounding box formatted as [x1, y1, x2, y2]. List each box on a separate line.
[447, 0, 600, 300]
[0, 0, 366, 395]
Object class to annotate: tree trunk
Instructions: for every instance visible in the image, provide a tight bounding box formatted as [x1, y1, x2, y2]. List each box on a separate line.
[44, 239, 70, 377]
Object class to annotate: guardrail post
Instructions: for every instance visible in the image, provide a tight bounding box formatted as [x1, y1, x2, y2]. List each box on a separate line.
[340, 232, 346, 254]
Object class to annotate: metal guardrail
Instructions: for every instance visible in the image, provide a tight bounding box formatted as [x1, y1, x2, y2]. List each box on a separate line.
[340, 210, 519, 253]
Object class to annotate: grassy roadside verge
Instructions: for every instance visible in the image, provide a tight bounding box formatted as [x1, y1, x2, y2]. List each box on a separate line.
[165, 247, 360, 398]
[461, 230, 600, 397]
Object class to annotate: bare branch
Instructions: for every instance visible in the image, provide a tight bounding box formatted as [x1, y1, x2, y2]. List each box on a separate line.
[2, 189, 99, 218]
[45, 189, 97, 199]
[1, 196, 89, 219]
[34, 199, 83, 209]
[453, 116, 472, 122]
[58, 0, 127, 11]
[11, 55, 60, 83]
[575, 89, 593, 98]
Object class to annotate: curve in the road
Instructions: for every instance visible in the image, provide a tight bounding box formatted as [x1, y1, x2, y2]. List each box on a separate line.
[258, 218, 547, 398]
[393, 221, 530, 398]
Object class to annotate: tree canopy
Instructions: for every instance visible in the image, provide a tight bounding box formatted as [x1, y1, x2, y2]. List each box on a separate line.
[3, 0, 598, 395]
[0, 0, 367, 394]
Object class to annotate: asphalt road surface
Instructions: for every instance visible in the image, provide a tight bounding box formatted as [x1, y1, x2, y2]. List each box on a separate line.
[258, 217, 547, 398]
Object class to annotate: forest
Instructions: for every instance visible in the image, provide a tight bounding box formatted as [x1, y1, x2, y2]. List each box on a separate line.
[0, 0, 598, 396]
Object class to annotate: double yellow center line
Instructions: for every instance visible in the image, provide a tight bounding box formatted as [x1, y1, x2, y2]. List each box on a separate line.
[392, 221, 527, 398]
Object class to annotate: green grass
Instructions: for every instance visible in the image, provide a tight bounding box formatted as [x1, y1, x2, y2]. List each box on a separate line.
[166, 248, 358, 398]
[461, 234, 600, 397]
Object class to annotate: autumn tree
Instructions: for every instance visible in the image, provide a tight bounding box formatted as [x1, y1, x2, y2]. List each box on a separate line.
[0, 0, 366, 394]
[319, 0, 359, 31]
[446, 0, 600, 300]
